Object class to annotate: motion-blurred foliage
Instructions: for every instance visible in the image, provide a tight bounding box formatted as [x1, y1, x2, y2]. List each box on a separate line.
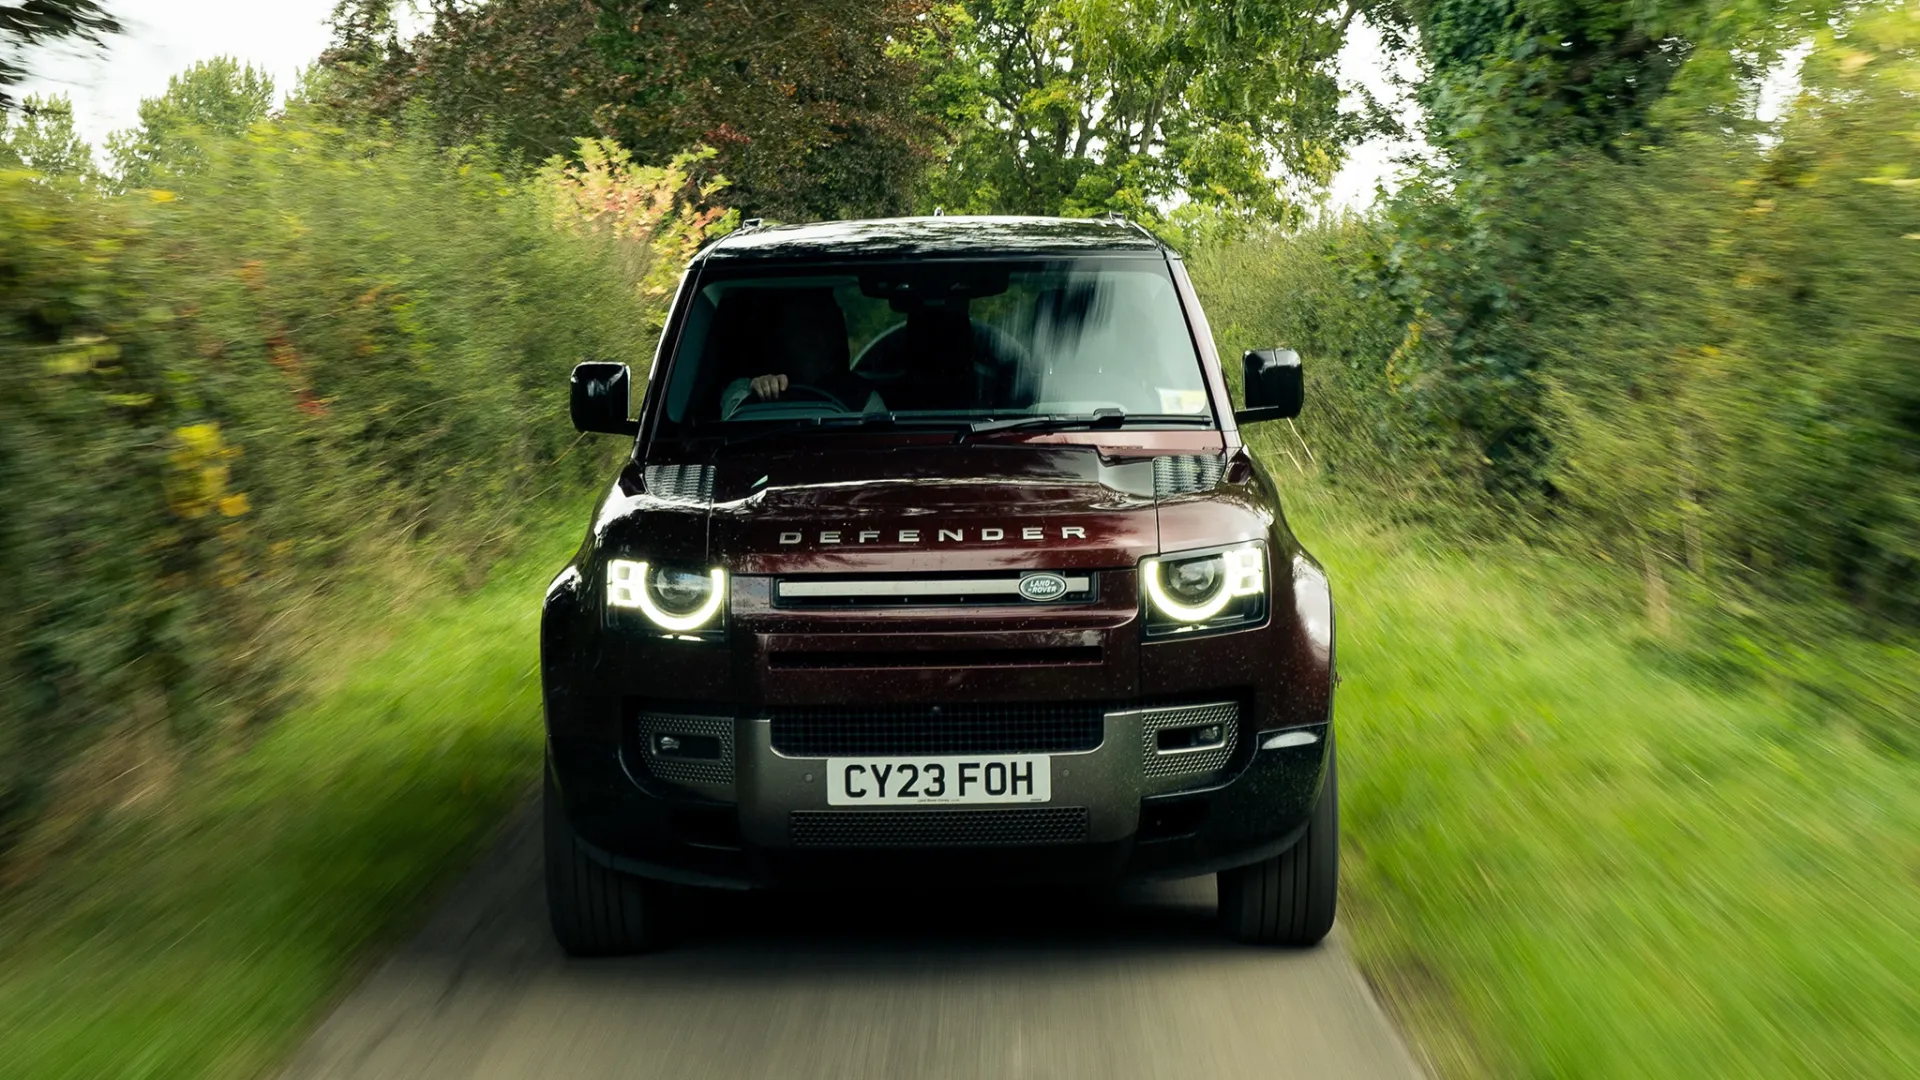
[0, 87, 721, 855]
[534, 139, 739, 306]
[1193, 1, 1920, 744]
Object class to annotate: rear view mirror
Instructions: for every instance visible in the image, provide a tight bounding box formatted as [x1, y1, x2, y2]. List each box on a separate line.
[570, 362, 640, 436]
[1236, 348, 1303, 424]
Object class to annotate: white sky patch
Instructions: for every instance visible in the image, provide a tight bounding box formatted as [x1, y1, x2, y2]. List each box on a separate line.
[1327, 18, 1430, 211]
[14, 0, 346, 148]
[1755, 41, 1811, 125]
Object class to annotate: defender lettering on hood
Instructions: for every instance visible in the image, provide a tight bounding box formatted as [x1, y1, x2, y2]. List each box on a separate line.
[778, 525, 1090, 546]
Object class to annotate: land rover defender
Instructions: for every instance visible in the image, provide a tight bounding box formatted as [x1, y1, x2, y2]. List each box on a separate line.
[541, 216, 1336, 953]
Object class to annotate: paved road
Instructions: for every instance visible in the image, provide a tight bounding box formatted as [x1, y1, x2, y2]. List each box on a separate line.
[282, 806, 1425, 1080]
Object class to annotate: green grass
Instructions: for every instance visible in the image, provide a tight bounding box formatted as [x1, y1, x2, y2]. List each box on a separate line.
[1286, 485, 1920, 1079]
[0, 532, 570, 1080]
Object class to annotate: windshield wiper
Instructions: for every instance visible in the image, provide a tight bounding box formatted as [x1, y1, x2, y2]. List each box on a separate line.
[705, 411, 963, 452]
[955, 410, 1214, 443]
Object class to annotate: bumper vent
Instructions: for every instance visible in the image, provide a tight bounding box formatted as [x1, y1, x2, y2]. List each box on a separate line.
[789, 807, 1090, 848]
[1140, 701, 1240, 782]
[770, 703, 1106, 757]
[1153, 455, 1226, 498]
[634, 709, 734, 787]
[643, 463, 714, 502]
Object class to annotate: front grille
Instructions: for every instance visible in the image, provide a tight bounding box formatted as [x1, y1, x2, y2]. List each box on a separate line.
[634, 710, 734, 786]
[768, 646, 1101, 670]
[773, 571, 1097, 608]
[790, 807, 1090, 848]
[1140, 701, 1240, 780]
[770, 703, 1106, 757]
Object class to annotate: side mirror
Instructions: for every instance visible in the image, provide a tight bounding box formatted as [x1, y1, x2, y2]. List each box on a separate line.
[1236, 348, 1303, 423]
[570, 361, 640, 435]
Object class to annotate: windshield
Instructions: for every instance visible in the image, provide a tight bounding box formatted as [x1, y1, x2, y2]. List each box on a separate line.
[656, 257, 1212, 434]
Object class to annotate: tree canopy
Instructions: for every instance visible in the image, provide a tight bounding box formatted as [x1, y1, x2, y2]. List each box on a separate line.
[319, 0, 936, 221]
[0, 91, 93, 177]
[914, 0, 1378, 228]
[107, 57, 275, 188]
[1370, 0, 1852, 492]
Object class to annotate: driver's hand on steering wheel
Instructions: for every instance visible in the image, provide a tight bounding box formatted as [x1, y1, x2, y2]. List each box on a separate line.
[750, 374, 790, 401]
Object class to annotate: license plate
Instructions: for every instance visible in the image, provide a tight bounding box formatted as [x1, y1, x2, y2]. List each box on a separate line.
[825, 755, 1051, 806]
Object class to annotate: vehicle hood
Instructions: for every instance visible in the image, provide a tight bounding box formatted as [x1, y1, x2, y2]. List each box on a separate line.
[706, 444, 1161, 573]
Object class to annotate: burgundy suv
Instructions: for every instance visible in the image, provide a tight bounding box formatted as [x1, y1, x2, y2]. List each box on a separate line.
[542, 216, 1336, 953]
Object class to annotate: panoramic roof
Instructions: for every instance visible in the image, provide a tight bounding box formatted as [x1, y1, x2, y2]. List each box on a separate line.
[695, 215, 1170, 264]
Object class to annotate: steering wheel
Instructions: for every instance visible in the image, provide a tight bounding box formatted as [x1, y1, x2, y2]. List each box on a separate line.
[852, 321, 1031, 378]
[729, 382, 856, 420]
[768, 383, 850, 406]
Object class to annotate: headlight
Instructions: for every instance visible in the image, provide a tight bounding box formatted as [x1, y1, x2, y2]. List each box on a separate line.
[607, 559, 727, 634]
[1141, 541, 1267, 637]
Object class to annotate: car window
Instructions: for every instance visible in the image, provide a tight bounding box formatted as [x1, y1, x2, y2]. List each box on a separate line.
[657, 257, 1211, 428]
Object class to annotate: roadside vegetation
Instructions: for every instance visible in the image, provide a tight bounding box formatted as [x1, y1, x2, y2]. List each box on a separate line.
[0, 533, 566, 1080]
[1283, 484, 1920, 1079]
[1188, 12, 1920, 1070]
[0, 62, 724, 867]
[1, 1, 1915, 1078]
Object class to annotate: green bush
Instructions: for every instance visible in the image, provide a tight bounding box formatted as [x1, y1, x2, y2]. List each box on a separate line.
[0, 114, 661, 854]
[1201, 16, 1917, 604]
[1189, 11, 1920, 745]
[1185, 217, 1492, 523]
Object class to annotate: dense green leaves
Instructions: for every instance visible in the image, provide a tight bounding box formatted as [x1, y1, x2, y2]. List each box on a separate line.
[915, 0, 1372, 226]
[592, 0, 935, 220]
[316, 0, 1388, 226]
[1373, 0, 1848, 494]
[318, 0, 936, 220]
[0, 114, 663, 854]
[1205, 1, 1920, 642]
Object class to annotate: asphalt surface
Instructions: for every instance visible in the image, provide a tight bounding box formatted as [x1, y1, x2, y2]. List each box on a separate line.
[281, 806, 1426, 1080]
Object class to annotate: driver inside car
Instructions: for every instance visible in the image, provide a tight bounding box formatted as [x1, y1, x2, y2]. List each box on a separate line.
[720, 290, 884, 417]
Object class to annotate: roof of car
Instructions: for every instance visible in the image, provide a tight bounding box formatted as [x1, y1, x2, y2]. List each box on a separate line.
[693, 215, 1172, 265]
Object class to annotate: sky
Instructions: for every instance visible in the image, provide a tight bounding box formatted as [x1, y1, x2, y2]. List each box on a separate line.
[17, 1, 1418, 209]
[17, 0, 345, 143]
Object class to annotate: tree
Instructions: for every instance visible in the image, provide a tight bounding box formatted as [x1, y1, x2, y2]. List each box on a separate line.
[1371, 0, 1841, 495]
[317, 0, 938, 222]
[319, 0, 606, 160]
[911, 0, 1379, 228]
[0, 0, 119, 111]
[592, 0, 936, 220]
[107, 57, 274, 187]
[0, 92, 94, 177]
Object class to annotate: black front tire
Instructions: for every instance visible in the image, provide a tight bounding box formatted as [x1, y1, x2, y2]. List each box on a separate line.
[543, 765, 667, 956]
[1217, 739, 1338, 946]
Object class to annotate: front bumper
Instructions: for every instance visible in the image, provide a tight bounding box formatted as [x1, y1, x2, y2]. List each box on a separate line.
[539, 547, 1336, 890]
[547, 708, 1331, 890]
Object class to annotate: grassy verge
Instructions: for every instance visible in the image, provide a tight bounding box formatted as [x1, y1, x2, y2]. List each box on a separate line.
[1286, 484, 1920, 1079]
[0, 529, 573, 1080]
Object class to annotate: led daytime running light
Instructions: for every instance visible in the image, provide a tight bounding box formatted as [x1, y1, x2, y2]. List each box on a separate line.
[1145, 547, 1264, 623]
[607, 559, 726, 631]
